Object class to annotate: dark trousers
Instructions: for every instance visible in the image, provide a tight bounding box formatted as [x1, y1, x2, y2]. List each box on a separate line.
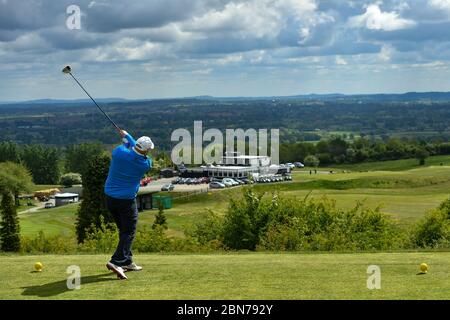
[106, 195, 138, 266]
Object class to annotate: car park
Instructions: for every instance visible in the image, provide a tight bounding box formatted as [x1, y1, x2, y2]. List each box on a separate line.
[172, 177, 182, 184]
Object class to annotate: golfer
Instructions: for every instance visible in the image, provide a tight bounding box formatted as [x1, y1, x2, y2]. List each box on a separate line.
[105, 129, 154, 279]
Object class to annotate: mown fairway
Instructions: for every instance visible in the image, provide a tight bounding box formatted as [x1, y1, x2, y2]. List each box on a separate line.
[1, 252, 448, 299]
[19, 156, 450, 237]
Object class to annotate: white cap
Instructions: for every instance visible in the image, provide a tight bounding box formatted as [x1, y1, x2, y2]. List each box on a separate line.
[135, 136, 154, 152]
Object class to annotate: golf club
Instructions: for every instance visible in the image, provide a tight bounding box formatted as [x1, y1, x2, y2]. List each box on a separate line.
[62, 65, 121, 133]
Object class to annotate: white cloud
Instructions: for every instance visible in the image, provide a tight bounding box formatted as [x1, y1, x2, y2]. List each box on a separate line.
[192, 68, 213, 75]
[216, 53, 243, 65]
[379, 44, 394, 61]
[428, 0, 450, 10]
[348, 3, 416, 31]
[336, 56, 348, 65]
[185, 0, 322, 40]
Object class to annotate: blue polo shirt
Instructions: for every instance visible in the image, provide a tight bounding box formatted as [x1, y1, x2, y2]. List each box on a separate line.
[104, 133, 152, 200]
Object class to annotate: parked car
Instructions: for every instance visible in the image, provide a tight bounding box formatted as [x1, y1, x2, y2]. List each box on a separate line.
[172, 177, 182, 184]
[44, 202, 54, 209]
[286, 163, 295, 169]
[221, 179, 234, 187]
[209, 182, 226, 189]
[227, 178, 240, 186]
[294, 162, 305, 168]
[161, 184, 175, 191]
[140, 177, 152, 186]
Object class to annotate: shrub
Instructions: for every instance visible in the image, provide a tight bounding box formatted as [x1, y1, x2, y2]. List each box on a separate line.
[304, 155, 320, 167]
[133, 225, 171, 252]
[152, 201, 168, 230]
[78, 218, 118, 253]
[60, 173, 82, 187]
[221, 189, 401, 251]
[411, 208, 450, 248]
[21, 231, 77, 254]
[185, 210, 224, 245]
[222, 189, 277, 250]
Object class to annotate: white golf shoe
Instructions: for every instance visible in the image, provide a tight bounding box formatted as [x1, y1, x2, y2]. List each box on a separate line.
[106, 262, 128, 280]
[123, 262, 143, 272]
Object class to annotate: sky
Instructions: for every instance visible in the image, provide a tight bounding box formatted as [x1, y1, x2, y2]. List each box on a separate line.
[1, 0, 450, 100]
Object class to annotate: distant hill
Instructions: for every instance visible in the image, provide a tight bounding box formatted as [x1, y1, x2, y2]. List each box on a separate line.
[0, 98, 131, 105]
[3, 92, 450, 105]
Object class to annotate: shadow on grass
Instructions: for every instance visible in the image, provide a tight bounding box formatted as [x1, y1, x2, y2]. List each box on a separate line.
[22, 273, 116, 297]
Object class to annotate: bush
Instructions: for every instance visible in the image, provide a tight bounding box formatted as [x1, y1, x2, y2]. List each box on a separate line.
[60, 173, 82, 187]
[78, 218, 118, 253]
[185, 210, 224, 245]
[133, 225, 171, 252]
[21, 231, 77, 253]
[304, 155, 320, 167]
[152, 201, 168, 230]
[411, 208, 450, 248]
[222, 189, 277, 250]
[221, 189, 401, 251]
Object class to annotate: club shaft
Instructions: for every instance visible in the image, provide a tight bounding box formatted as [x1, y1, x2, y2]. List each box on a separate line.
[69, 73, 121, 132]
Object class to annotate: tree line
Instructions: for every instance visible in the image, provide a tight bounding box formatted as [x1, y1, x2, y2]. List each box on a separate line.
[280, 137, 450, 166]
[0, 141, 104, 185]
[2, 99, 450, 149]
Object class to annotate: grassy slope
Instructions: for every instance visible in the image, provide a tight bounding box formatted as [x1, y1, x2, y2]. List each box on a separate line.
[19, 156, 450, 237]
[332, 155, 450, 172]
[1, 252, 448, 300]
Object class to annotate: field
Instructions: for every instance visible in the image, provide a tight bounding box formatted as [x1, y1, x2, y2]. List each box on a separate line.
[1, 252, 448, 299]
[10, 156, 450, 300]
[19, 156, 450, 238]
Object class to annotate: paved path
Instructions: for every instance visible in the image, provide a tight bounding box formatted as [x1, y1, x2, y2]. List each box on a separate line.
[18, 202, 45, 215]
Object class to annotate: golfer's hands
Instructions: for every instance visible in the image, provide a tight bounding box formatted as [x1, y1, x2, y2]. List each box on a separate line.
[119, 130, 128, 138]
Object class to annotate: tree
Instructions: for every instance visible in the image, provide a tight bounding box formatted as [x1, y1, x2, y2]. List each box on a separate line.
[21, 145, 60, 184]
[60, 173, 82, 187]
[75, 153, 113, 243]
[304, 155, 320, 168]
[0, 191, 20, 252]
[152, 201, 168, 230]
[65, 143, 103, 176]
[0, 162, 34, 206]
[415, 148, 430, 166]
[0, 141, 20, 164]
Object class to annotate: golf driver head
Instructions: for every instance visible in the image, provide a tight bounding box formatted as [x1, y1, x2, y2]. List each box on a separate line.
[62, 65, 72, 74]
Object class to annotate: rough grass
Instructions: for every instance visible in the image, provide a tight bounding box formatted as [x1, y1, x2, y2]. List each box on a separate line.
[1, 252, 448, 300]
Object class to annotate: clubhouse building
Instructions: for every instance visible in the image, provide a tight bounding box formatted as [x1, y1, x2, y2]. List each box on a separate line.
[180, 152, 289, 179]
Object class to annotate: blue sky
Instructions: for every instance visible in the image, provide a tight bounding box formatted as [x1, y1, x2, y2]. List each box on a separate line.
[1, 0, 450, 100]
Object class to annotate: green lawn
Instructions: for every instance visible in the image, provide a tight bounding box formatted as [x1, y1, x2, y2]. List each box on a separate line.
[332, 155, 450, 172]
[20, 204, 79, 237]
[19, 162, 450, 237]
[1, 252, 448, 299]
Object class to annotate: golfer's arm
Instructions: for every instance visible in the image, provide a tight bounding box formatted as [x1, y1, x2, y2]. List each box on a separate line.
[123, 133, 137, 148]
